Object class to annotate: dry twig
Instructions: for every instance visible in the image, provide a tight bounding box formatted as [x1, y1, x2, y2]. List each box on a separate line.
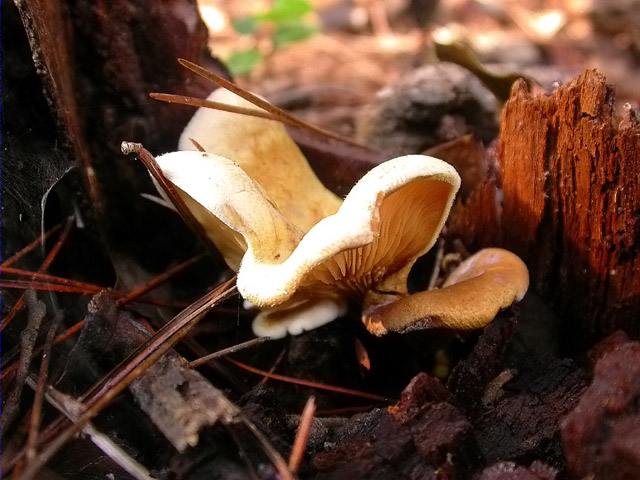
[18, 278, 237, 479]
[0, 223, 62, 268]
[188, 337, 271, 368]
[25, 311, 61, 462]
[227, 358, 390, 402]
[0, 216, 74, 332]
[289, 396, 316, 474]
[24, 377, 156, 480]
[177, 58, 365, 148]
[0, 290, 46, 432]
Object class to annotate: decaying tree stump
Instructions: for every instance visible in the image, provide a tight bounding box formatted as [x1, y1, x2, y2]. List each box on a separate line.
[450, 70, 640, 345]
[499, 70, 640, 344]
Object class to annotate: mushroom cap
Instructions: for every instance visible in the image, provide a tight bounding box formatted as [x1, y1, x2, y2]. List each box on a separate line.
[178, 88, 342, 234]
[237, 153, 460, 307]
[153, 87, 470, 337]
[155, 150, 302, 270]
[362, 247, 530, 336]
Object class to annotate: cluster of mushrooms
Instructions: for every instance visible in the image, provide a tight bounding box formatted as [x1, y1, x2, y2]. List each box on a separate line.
[149, 88, 529, 339]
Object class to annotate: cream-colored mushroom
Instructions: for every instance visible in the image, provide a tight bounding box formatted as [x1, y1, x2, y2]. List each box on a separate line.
[178, 88, 342, 235]
[150, 88, 529, 338]
[156, 149, 460, 337]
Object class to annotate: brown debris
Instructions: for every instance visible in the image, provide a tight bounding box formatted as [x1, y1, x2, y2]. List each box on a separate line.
[357, 63, 499, 157]
[312, 372, 476, 479]
[446, 177, 501, 251]
[447, 313, 518, 412]
[391, 372, 452, 419]
[561, 336, 640, 479]
[0, 291, 46, 432]
[288, 396, 317, 474]
[66, 291, 238, 452]
[448, 304, 586, 468]
[63, 292, 147, 373]
[473, 357, 585, 465]
[479, 461, 558, 480]
[130, 352, 238, 452]
[443, 138, 501, 251]
[424, 135, 494, 199]
[586, 329, 630, 366]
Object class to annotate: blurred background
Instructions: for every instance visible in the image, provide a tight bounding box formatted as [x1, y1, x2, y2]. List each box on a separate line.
[195, 0, 639, 137]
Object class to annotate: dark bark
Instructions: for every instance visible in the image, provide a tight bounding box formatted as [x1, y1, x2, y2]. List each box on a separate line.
[312, 372, 478, 480]
[561, 333, 640, 480]
[12, 0, 227, 274]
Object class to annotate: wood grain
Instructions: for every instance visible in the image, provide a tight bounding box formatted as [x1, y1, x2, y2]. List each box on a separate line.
[498, 70, 640, 343]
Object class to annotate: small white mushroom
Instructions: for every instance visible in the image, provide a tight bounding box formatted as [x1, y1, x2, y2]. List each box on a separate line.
[252, 298, 348, 339]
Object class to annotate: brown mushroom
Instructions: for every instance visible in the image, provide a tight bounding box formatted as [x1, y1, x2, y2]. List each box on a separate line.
[362, 248, 529, 336]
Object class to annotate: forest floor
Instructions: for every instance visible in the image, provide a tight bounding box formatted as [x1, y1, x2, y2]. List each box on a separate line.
[3, 1, 640, 479]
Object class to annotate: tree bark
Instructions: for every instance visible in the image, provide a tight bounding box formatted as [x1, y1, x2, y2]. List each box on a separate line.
[497, 70, 640, 344]
[10, 0, 227, 272]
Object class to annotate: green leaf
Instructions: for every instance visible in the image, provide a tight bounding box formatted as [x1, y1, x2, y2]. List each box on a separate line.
[226, 48, 264, 76]
[232, 16, 258, 35]
[273, 21, 317, 47]
[258, 0, 313, 23]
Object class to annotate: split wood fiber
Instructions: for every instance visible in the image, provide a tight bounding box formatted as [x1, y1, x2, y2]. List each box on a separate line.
[498, 70, 640, 344]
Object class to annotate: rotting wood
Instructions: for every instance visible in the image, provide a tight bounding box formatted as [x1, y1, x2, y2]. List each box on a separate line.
[13, 0, 222, 274]
[447, 69, 640, 344]
[496, 70, 640, 344]
[434, 137, 501, 252]
[446, 178, 500, 251]
[13, 0, 102, 210]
